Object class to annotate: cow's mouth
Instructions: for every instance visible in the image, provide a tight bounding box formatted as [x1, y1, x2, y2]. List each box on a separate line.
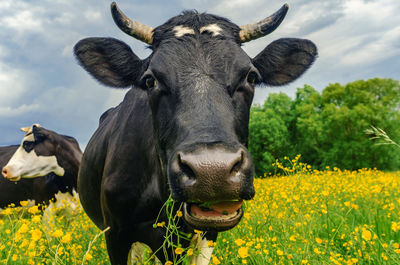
[183, 200, 243, 231]
[6, 176, 21, 182]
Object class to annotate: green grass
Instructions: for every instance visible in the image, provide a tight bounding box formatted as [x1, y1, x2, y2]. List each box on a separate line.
[1, 167, 400, 264]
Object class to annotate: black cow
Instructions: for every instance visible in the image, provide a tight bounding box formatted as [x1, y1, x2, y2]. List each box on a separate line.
[74, 2, 317, 264]
[0, 124, 82, 208]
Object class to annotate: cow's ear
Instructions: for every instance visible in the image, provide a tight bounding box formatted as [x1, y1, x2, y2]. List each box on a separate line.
[74, 37, 143, 88]
[253, 38, 317, 86]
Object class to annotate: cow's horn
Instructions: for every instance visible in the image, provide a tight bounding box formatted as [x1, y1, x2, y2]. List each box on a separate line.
[111, 2, 154, 45]
[20, 126, 30, 133]
[239, 4, 289, 43]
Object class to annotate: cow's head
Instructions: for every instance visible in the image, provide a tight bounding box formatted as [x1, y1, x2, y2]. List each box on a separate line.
[1, 124, 74, 182]
[74, 2, 317, 231]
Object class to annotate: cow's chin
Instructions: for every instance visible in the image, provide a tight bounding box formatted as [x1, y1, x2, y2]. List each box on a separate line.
[6, 176, 21, 182]
[183, 200, 243, 232]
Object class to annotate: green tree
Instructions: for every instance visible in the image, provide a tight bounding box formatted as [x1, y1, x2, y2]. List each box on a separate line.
[249, 93, 293, 176]
[291, 85, 324, 166]
[249, 78, 400, 176]
[320, 78, 400, 170]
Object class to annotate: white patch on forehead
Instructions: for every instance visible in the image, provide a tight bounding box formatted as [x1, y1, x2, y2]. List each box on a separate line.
[4, 147, 65, 179]
[200, 24, 222, 36]
[173, 25, 195, 37]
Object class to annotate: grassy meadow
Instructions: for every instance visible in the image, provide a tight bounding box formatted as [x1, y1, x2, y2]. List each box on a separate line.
[1, 157, 400, 265]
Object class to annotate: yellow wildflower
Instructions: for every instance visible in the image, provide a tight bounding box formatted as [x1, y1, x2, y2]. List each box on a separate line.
[2, 208, 12, 215]
[157, 221, 166, 227]
[194, 229, 203, 234]
[235, 238, 245, 246]
[61, 232, 73, 244]
[361, 229, 372, 241]
[85, 253, 93, 260]
[28, 205, 40, 214]
[238, 247, 249, 258]
[52, 229, 64, 238]
[31, 229, 42, 241]
[175, 247, 184, 255]
[32, 215, 41, 223]
[20, 201, 29, 207]
[187, 248, 193, 256]
[212, 255, 221, 264]
[17, 223, 29, 234]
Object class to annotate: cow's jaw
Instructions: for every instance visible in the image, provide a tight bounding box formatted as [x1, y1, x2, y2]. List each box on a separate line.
[183, 200, 243, 231]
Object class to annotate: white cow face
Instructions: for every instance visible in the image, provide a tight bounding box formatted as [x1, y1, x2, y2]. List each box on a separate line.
[1, 124, 65, 181]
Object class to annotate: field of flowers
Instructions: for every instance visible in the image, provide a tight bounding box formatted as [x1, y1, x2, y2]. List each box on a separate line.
[1, 158, 400, 265]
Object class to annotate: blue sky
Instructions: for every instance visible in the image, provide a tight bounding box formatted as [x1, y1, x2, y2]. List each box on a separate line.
[1, 0, 399, 148]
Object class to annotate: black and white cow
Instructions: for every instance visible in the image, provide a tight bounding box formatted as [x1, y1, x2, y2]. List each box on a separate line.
[0, 124, 82, 208]
[74, 2, 317, 264]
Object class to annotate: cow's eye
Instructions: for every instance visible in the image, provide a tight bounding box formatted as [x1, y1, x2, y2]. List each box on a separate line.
[145, 76, 156, 89]
[22, 141, 34, 153]
[247, 72, 259, 84]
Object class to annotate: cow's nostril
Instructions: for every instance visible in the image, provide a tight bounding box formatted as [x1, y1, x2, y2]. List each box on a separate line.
[178, 153, 196, 182]
[230, 160, 242, 174]
[2, 168, 8, 178]
[230, 151, 244, 174]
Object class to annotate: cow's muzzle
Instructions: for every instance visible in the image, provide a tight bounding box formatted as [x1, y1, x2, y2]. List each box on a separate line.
[169, 145, 255, 230]
[2, 166, 21, 181]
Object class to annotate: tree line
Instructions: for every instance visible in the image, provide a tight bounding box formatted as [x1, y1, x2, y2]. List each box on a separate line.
[249, 78, 400, 177]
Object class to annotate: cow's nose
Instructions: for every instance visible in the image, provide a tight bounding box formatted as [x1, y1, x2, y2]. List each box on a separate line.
[171, 146, 254, 201]
[2, 167, 9, 178]
[178, 149, 243, 184]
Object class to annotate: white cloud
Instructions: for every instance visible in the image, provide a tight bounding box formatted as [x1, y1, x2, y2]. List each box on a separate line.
[1, 9, 45, 33]
[84, 10, 102, 22]
[0, 104, 40, 117]
[0, 0, 399, 146]
[340, 26, 400, 66]
[0, 62, 28, 106]
[55, 12, 75, 26]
